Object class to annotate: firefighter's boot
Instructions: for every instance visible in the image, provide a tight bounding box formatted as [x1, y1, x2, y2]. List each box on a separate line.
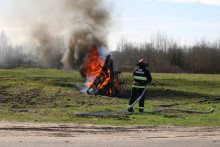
[128, 108, 134, 113]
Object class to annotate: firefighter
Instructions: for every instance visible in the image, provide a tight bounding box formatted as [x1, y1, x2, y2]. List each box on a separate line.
[128, 59, 152, 113]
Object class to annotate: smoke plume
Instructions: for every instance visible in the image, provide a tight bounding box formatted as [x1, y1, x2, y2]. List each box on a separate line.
[61, 0, 112, 70]
[2, 0, 112, 69]
[31, 24, 65, 69]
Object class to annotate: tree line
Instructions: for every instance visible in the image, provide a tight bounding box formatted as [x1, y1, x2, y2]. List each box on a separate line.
[1, 31, 220, 73]
[112, 34, 220, 74]
[0, 31, 39, 69]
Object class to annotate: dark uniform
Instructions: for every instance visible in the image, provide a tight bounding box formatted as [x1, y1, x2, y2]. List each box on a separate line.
[128, 65, 152, 112]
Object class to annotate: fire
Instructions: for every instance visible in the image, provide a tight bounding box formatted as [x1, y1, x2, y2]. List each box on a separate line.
[81, 45, 125, 96]
[81, 45, 104, 87]
[99, 68, 112, 95]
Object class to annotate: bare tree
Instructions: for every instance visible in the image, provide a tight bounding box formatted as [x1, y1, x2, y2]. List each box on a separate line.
[114, 35, 220, 74]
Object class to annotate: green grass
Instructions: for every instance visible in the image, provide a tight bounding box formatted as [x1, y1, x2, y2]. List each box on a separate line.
[0, 68, 220, 126]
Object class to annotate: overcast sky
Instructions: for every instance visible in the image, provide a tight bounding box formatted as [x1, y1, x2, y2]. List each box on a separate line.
[1, 0, 220, 50]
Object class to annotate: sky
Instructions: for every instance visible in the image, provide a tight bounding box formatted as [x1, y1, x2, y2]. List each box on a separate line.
[110, 0, 220, 49]
[1, 0, 220, 50]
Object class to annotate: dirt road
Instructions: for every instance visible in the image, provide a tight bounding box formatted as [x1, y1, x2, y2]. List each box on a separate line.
[0, 121, 220, 147]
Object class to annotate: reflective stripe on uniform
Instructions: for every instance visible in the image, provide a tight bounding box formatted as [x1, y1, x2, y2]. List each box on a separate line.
[132, 85, 146, 88]
[134, 76, 147, 81]
[139, 107, 144, 109]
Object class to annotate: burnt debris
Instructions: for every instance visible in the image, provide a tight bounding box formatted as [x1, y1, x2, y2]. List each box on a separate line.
[86, 55, 127, 97]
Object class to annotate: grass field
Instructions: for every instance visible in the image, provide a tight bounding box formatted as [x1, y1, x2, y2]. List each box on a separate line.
[0, 68, 220, 126]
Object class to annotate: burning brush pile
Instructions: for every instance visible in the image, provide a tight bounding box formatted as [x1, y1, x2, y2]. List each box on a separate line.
[56, 0, 127, 97]
[80, 45, 127, 97]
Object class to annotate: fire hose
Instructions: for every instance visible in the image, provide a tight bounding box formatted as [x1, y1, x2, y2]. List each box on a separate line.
[74, 85, 214, 116]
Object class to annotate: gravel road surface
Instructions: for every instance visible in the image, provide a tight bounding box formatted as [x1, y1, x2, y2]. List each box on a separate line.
[0, 121, 219, 147]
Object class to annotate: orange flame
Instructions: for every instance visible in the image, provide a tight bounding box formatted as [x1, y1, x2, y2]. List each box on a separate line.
[81, 45, 104, 87]
[82, 45, 120, 96]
